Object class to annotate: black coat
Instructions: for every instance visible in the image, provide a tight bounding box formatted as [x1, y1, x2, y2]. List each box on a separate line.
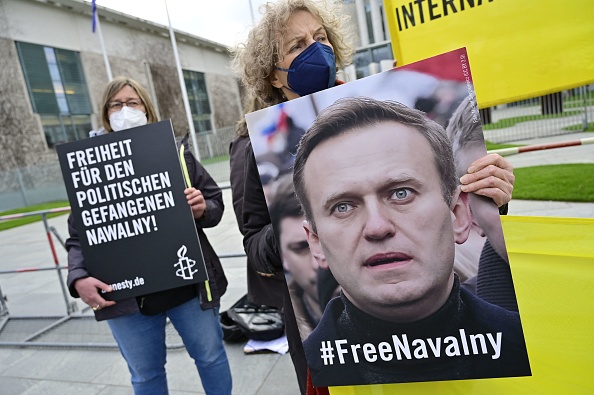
[229, 135, 285, 307]
[241, 141, 308, 394]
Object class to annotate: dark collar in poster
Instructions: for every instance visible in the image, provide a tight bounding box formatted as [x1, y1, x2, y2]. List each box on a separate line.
[304, 276, 531, 386]
[56, 120, 207, 300]
[476, 239, 519, 312]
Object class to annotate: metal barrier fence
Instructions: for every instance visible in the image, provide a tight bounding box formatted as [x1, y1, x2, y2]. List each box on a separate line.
[483, 86, 592, 143]
[0, 162, 68, 212]
[0, 204, 244, 349]
[0, 208, 74, 316]
[1, 85, 592, 212]
[0, 157, 231, 212]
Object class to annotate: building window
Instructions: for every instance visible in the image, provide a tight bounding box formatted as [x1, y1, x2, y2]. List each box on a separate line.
[16, 42, 92, 147]
[353, 42, 393, 79]
[183, 70, 212, 133]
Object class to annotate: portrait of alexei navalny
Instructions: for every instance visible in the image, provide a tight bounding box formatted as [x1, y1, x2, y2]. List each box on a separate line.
[292, 97, 531, 386]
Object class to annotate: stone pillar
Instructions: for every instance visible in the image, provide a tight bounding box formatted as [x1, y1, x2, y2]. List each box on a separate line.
[369, 0, 385, 43]
[355, 0, 369, 46]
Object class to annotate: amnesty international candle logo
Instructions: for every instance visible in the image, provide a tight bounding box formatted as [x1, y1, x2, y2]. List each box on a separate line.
[57, 121, 208, 300]
[174, 245, 198, 280]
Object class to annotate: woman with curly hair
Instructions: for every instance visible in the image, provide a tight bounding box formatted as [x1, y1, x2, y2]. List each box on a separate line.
[232, 1, 515, 393]
[233, 0, 353, 105]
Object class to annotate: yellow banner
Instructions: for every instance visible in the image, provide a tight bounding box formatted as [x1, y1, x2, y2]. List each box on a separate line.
[329, 216, 594, 394]
[384, 0, 594, 108]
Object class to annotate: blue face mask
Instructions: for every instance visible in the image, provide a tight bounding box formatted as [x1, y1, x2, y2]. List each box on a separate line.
[276, 42, 336, 97]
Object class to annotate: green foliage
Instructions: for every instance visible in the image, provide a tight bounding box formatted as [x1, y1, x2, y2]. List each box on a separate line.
[485, 141, 521, 150]
[0, 201, 70, 231]
[564, 89, 594, 108]
[564, 99, 594, 109]
[563, 123, 594, 132]
[483, 110, 582, 130]
[200, 155, 229, 165]
[513, 164, 594, 202]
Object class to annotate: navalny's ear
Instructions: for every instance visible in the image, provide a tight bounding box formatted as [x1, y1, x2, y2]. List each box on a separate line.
[451, 188, 472, 245]
[303, 220, 328, 269]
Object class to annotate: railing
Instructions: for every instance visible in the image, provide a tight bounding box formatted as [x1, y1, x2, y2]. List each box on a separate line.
[1, 85, 592, 212]
[0, 206, 246, 348]
[483, 86, 592, 143]
[0, 207, 74, 315]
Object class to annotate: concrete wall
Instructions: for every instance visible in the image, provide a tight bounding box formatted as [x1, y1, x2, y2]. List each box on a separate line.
[0, 38, 52, 171]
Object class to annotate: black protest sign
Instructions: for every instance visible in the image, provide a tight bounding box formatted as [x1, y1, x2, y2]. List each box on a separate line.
[56, 121, 207, 300]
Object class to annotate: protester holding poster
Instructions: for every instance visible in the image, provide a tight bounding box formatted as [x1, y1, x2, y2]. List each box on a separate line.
[232, 1, 355, 390]
[232, 0, 516, 392]
[65, 77, 232, 395]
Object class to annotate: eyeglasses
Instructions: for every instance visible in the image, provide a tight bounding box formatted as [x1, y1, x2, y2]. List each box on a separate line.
[107, 99, 143, 111]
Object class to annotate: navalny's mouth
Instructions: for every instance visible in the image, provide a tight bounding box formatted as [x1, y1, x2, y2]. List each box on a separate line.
[364, 252, 412, 268]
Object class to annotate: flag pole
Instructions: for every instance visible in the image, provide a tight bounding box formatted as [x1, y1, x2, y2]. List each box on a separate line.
[164, 0, 201, 161]
[92, 1, 113, 81]
[248, 0, 256, 25]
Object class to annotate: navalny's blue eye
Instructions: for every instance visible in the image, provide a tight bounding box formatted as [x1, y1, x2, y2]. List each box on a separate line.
[333, 203, 352, 214]
[336, 203, 349, 212]
[391, 188, 411, 200]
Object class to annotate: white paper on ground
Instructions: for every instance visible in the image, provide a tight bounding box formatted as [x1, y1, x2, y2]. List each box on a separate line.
[243, 335, 289, 355]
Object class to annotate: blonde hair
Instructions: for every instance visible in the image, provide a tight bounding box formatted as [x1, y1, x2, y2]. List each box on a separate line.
[235, 95, 267, 138]
[101, 76, 158, 132]
[232, 0, 354, 106]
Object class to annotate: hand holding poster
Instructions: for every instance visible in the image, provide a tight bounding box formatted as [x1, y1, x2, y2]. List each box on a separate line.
[57, 121, 207, 300]
[245, 48, 530, 386]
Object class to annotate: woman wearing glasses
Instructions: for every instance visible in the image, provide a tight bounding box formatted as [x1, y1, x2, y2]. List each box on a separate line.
[65, 76, 232, 395]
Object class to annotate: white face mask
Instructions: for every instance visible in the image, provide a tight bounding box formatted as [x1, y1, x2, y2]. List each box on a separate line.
[109, 106, 148, 131]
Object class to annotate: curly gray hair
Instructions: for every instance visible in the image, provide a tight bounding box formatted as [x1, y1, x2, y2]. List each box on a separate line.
[232, 0, 354, 105]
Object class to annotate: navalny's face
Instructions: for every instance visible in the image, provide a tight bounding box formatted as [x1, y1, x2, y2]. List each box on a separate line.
[303, 122, 471, 322]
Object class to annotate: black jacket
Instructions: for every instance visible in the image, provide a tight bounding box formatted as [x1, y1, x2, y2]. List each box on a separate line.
[229, 135, 285, 308]
[476, 239, 519, 311]
[242, 142, 284, 274]
[242, 141, 308, 394]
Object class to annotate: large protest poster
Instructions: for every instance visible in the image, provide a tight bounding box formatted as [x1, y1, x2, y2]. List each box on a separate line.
[56, 120, 207, 300]
[383, 0, 594, 107]
[245, 47, 530, 386]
